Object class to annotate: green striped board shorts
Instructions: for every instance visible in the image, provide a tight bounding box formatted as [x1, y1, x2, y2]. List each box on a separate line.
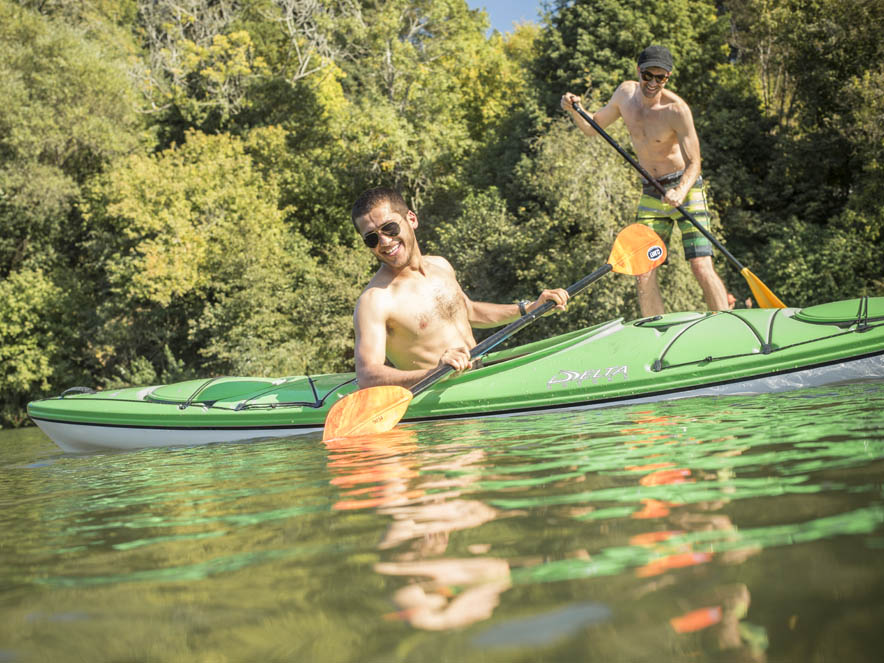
[635, 172, 713, 259]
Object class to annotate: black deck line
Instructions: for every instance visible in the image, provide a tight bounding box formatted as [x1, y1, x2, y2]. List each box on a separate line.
[28, 349, 884, 433]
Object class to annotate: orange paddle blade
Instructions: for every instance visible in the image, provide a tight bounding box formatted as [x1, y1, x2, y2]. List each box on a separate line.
[741, 267, 787, 308]
[608, 224, 667, 275]
[322, 386, 413, 441]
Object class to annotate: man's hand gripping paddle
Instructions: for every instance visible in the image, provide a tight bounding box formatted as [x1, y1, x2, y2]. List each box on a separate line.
[322, 223, 667, 440]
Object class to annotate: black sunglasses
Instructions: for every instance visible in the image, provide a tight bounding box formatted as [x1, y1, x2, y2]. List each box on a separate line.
[362, 221, 401, 249]
[641, 70, 669, 84]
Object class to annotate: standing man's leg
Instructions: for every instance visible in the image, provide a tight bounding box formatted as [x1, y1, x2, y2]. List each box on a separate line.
[679, 178, 728, 311]
[634, 193, 674, 318]
[689, 256, 728, 311]
[636, 268, 665, 317]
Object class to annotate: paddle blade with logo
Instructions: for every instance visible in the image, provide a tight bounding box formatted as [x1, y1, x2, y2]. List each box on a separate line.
[322, 385, 412, 441]
[608, 223, 667, 275]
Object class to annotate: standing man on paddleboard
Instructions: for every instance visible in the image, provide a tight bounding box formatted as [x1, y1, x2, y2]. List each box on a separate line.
[561, 45, 728, 317]
[351, 187, 569, 389]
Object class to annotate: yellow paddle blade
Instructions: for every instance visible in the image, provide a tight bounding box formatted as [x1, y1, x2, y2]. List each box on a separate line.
[322, 385, 413, 441]
[741, 267, 787, 309]
[608, 223, 667, 275]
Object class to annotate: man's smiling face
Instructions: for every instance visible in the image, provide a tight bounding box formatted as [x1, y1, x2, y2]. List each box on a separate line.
[638, 66, 670, 98]
[355, 201, 418, 270]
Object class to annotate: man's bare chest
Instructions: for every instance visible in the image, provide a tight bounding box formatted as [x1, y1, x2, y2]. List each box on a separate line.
[621, 102, 676, 147]
[626, 120, 675, 150]
[387, 278, 466, 335]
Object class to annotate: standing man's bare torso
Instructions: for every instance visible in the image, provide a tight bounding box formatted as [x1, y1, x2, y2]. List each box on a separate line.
[615, 81, 687, 178]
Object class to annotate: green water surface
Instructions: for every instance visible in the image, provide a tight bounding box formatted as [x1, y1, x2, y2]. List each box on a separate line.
[2, 382, 884, 662]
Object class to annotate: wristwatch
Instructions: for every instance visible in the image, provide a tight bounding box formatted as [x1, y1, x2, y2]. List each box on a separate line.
[518, 300, 530, 316]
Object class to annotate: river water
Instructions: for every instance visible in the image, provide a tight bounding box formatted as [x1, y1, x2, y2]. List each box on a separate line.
[2, 381, 883, 662]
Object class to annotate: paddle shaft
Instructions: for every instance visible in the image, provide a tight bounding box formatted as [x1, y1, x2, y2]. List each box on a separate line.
[571, 102, 747, 273]
[409, 263, 613, 395]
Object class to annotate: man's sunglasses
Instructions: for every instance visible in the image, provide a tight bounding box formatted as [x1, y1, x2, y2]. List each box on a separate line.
[641, 70, 669, 84]
[362, 221, 401, 248]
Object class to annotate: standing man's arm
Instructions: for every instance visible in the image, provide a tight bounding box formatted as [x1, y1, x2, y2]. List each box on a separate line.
[560, 85, 625, 138]
[664, 101, 702, 208]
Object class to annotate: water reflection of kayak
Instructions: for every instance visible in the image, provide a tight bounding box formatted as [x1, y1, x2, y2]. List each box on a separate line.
[28, 297, 884, 453]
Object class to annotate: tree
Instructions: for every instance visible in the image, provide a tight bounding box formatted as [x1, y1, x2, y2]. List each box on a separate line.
[712, 0, 884, 302]
[0, 269, 66, 426]
[0, 0, 144, 277]
[535, 0, 728, 112]
[80, 130, 370, 382]
[135, 0, 267, 140]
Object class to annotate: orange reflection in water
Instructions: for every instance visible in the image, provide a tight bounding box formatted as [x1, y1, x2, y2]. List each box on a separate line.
[670, 605, 723, 633]
[619, 411, 766, 658]
[324, 429, 423, 510]
[620, 412, 716, 578]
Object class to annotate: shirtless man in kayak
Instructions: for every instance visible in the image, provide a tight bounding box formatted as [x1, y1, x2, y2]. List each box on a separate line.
[351, 187, 569, 389]
[561, 45, 728, 317]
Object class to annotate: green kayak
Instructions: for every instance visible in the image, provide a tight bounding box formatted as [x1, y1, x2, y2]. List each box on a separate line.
[28, 297, 884, 453]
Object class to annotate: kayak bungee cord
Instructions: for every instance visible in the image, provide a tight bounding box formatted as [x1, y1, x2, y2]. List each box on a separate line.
[650, 309, 777, 372]
[52, 376, 359, 412]
[649, 309, 883, 373]
[233, 376, 357, 411]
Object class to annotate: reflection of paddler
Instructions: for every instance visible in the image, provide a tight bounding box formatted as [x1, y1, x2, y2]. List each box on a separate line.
[324, 429, 423, 510]
[325, 429, 510, 630]
[622, 411, 695, 521]
[619, 412, 756, 575]
[627, 465, 742, 577]
[376, 557, 511, 631]
[376, 447, 495, 555]
[627, 462, 709, 579]
[368, 442, 510, 631]
[378, 497, 498, 554]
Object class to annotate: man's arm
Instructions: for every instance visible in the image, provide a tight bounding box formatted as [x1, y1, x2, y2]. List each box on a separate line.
[560, 85, 625, 138]
[664, 100, 702, 208]
[465, 289, 570, 329]
[353, 290, 472, 389]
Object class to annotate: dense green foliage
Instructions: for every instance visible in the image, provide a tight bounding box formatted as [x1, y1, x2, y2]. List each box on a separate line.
[1, 0, 882, 425]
